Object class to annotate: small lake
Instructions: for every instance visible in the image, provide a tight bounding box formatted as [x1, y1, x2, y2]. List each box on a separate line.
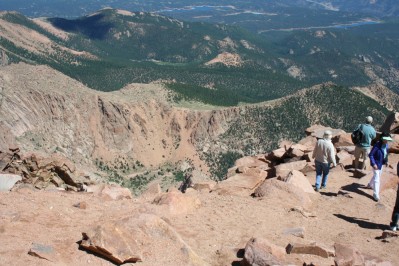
[158, 5, 235, 13]
[332, 20, 380, 29]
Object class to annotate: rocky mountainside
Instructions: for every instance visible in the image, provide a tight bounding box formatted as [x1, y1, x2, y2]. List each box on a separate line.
[1, 63, 396, 182]
[0, 63, 235, 172]
[1, 124, 399, 265]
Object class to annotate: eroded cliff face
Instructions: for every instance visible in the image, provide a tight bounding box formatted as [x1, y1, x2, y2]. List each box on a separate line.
[0, 63, 238, 171]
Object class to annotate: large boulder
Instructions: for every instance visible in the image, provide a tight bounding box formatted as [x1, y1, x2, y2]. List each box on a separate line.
[278, 170, 315, 194]
[80, 214, 206, 265]
[87, 184, 133, 200]
[243, 237, 286, 266]
[288, 143, 313, 155]
[80, 222, 143, 264]
[286, 242, 334, 258]
[269, 147, 287, 160]
[334, 243, 392, 266]
[235, 156, 270, 169]
[274, 160, 307, 177]
[236, 166, 269, 179]
[333, 132, 354, 148]
[298, 136, 317, 150]
[152, 189, 201, 216]
[252, 179, 312, 208]
[212, 173, 266, 196]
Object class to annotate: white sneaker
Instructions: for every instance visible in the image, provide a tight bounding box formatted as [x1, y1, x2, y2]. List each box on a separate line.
[373, 194, 380, 202]
[390, 226, 397, 231]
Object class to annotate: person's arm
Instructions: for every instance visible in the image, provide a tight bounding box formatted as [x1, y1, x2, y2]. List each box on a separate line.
[385, 144, 389, 166]
[328, 143, 337, 167]
[371, 128, 377, 140]
[369, 145, 378, 169]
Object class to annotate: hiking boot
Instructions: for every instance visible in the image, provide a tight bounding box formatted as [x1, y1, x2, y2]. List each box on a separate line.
[314, 187, 320, 192]
[321, 185, 326, 189]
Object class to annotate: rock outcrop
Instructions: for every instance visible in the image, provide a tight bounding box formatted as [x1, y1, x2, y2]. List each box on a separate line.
[0, 63, 239, 171]
[0, 147, 89, 191]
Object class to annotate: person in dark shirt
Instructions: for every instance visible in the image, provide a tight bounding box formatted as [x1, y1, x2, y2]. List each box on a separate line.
[389, 161, 399, 231]
[368, 132, 392, 202]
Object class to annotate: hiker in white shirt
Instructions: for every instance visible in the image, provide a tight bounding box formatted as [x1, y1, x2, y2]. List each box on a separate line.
[312, 130, 337, 192]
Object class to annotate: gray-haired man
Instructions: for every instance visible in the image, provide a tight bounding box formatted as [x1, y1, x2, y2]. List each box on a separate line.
[312, 130, 337, 191]
[353, 116, 376, 170]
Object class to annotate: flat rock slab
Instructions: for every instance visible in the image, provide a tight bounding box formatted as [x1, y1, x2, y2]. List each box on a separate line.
[28, 243, 56, 262]
[286, 242, 334, 258]
[0, 174, 22, 192]
[213, 173, 266, 195]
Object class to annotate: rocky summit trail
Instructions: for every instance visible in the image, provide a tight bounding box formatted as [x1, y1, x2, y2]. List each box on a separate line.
[1, 124, 399, 266]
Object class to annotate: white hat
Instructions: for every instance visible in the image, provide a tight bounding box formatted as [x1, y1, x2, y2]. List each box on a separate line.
[366, 116, 373, 123]
[381, 136, 393, 141]
[323, 130, 332, 139]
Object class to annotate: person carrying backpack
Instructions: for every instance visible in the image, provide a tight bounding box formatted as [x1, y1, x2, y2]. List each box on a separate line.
[368, 132, 392, 202]
[353, 116, 376, 170]
[389, 161, 399, 231]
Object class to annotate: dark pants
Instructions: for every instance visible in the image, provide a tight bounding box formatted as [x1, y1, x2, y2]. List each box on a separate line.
[390, 184, 399, 227]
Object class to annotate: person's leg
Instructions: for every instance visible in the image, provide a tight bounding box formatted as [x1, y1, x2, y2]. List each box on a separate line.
[315, 161, 323, 190]
[373, 169, 382, 201]
[368, 169, 376, 189]
[354, 146, 361, 169]
[321, 163, 330, 188]
[362, 147, 371, 170]
[390, 185, 399, 229]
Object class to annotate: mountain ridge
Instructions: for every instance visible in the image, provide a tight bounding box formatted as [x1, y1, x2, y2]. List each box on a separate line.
[0, 62, 395, 181]
[1, 10, 398, 102]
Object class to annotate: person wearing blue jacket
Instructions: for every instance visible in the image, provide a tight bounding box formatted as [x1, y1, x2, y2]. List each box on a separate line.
[389, 161, 399, 231]
[368, 132, 393, 202]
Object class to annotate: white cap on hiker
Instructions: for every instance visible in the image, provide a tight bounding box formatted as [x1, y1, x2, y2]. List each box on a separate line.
[323, 130, 332, 140]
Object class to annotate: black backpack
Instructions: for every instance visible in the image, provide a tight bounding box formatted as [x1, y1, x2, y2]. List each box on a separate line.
[351, 124, 364, 145]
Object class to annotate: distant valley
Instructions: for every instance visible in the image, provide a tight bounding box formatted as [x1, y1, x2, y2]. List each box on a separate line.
[1, 2, 399, 265]
[0, 5, 398, 181]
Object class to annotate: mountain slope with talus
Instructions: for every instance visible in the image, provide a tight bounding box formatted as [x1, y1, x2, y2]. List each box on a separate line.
[0, 63, 394, 182]
[1, 123, 399, 266]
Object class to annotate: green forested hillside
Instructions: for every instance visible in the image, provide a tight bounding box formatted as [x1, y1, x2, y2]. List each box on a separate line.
[1, 10, 398, 104]
[203, 85, 390, 179]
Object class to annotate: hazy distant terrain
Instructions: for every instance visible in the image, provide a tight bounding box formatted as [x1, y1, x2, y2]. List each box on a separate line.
[1, 0, 397, 22]
[1, 9, 398, 101]
[1, 8, 398, 178]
